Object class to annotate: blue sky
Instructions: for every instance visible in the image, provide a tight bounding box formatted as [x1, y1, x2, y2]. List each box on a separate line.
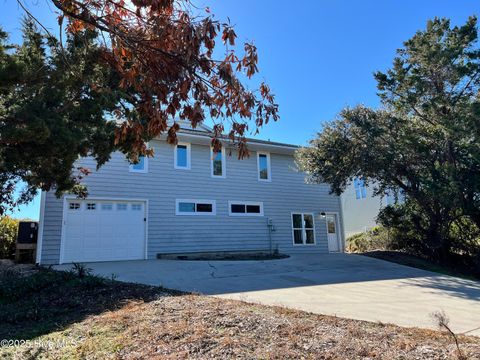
[2, 0, 478, 219]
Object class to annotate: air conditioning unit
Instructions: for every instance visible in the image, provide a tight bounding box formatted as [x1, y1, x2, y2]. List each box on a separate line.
[15, 221, 38, 263]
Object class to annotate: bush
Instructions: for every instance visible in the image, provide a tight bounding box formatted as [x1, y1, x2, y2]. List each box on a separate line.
[376, 203, 480, 278]
[0, 266, 107, 304]
[0, 216, 19, 259]
[346, 226, 398, 253]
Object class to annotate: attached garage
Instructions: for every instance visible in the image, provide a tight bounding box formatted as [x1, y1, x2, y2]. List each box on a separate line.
[60, 198, 147, 263]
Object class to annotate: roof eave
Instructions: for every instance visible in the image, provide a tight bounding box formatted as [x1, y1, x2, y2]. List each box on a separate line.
[156, 130, 298, 155]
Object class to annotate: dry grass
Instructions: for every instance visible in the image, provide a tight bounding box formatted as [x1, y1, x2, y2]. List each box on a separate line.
[2, 293, 480, 360]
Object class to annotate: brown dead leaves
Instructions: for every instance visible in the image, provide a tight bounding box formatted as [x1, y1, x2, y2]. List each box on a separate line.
[52, 0, 279, 160]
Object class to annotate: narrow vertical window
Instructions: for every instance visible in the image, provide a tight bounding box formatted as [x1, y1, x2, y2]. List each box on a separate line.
[354, 178, 367, 199]
[257, 152, 271, 181]
[211, 146, 225, 178]
[129, 156, 148, 173]
[175, 143, 191, 169]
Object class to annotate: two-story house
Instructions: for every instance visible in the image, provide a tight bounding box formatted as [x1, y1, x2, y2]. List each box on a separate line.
[341, 178, 398, 238]
[35, 122, 345, 265]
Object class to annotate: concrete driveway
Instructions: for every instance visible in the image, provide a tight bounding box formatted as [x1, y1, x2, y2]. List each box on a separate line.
[56, 253, 480, 335]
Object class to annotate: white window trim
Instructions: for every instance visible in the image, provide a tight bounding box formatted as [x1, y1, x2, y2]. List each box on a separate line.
[174, 142, 191, 170]
[228, 201, 264, 217]
[291, 212, 316, 246]
[129, 156, 148, 173]
[353, 177, 367, 199]
[175, 199, 216, 216]
[210, 146, 226, 178]
[257, 151, 271, 182]
[129, 142, 149, 173]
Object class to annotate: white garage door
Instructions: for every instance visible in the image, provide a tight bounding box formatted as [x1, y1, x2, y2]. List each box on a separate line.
[62, 199, 146, 263]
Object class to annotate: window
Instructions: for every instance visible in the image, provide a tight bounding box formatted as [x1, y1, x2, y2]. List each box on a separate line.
[354, 178, 367, 199]
[384, 189, 405, 206]
[131, 204, 142, 211]
[257, 152, 271, 181]
[211, 146, 226, 178]
[117, 203, 128, 211]
[327, 217, 336, 234]
[175, 143, 191, 169]
[292, 213, 315, 245]
[86, 203, 96, 210]
[384, 191, 395, 206]
[101, 203, 113, 211]
[69, 202, 80, 210]
[129, 156, 148, 173]
[176, 199, 216, 215]
[228, 201, 264, 216]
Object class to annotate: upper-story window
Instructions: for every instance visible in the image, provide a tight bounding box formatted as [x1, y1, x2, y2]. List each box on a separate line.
[211, 146, 226, 178]
[257, 152, 271, 181]
[384, 190, 394, 206]
[384, 189, 405, 206]
[354, 178, 367, 199]
[129, 156, 148, 173]
[175, 142, 191, 170]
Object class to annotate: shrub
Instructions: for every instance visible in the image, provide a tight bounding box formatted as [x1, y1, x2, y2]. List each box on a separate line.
[0, 268, 63, 302]
[0, 216, 19, 259]
[377, 203, 480, 277]
[346, 226, 398, 253]
[70, 263, 92, 278]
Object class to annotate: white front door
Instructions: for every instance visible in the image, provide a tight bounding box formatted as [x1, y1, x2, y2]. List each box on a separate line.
[62, 200, 146, 263]
[326, 214, 340, 252]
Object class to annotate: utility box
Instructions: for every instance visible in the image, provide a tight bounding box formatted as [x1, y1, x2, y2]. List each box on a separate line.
[15, 221, 38, 262]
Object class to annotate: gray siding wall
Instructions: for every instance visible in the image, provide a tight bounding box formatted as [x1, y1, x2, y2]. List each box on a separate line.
[341, 182, 382, 238]
[40, 139, 343, 264]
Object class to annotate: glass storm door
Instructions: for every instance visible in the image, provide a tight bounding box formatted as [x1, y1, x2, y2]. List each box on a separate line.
[326, 215, 340, 252]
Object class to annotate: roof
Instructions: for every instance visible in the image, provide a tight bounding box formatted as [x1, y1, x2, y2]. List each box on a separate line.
[177, 127, 299, 150]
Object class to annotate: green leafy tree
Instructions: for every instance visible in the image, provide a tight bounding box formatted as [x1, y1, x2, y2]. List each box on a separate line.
[296, 17, 480, 262]
[0, 20, 130, 215]
[0, 216, 19, 259]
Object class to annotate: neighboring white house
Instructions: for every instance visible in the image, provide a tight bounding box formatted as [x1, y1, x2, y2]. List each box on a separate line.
[36, 122, 346, 265]
[340, 179, 395, 238]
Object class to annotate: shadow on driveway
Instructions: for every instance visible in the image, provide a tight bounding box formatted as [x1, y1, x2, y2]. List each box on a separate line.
[57, 253, 480, 299]
[56, 253, 480, 334]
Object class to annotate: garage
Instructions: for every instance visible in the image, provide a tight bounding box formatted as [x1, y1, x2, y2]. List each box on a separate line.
[61, 199, 147, 263]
